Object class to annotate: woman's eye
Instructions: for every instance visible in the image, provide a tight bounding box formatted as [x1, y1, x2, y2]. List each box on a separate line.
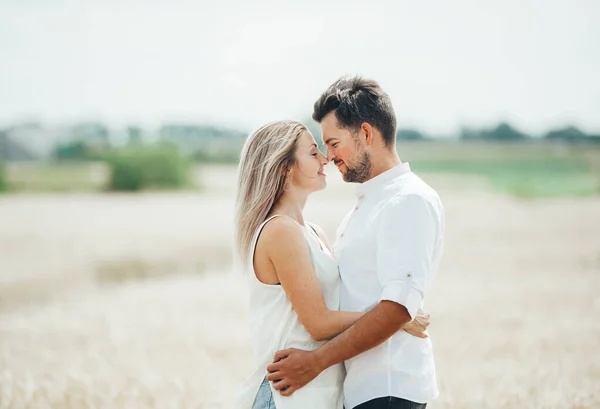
[312, 153, 318, 156]
[332, 144, 339, 148]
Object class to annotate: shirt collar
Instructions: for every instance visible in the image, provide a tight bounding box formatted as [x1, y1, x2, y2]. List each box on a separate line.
[355, 162, 412, 198]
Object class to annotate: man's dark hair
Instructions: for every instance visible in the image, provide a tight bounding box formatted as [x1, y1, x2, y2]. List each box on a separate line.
[312, 76, 397, 148]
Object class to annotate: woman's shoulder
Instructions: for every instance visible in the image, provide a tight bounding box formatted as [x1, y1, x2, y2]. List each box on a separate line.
[257, 215, 305, 248]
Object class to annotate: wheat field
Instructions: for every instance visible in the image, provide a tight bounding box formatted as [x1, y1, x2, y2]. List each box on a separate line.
[1, 165, 599, 409]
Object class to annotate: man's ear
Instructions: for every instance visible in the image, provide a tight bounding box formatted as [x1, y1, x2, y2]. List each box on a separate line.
[361, 122, 374, 147]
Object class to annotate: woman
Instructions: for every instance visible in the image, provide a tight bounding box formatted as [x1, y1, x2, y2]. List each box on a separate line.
[233, 121, 428, 409]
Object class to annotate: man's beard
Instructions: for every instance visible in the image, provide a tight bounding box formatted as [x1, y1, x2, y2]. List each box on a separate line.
[343, 150, 371, 183]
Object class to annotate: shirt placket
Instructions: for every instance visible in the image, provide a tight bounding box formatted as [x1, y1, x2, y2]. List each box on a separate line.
[339, 193, 365, 240]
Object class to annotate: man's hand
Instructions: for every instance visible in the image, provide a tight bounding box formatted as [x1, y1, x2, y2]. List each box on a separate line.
[403, 312, 430, 338]
[266, 348, 323, 396]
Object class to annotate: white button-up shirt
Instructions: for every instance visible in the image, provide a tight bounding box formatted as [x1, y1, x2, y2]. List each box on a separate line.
[333, 162, 445, 408]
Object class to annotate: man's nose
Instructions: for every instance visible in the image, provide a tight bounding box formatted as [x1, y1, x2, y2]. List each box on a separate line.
[326, 148, 335, 162]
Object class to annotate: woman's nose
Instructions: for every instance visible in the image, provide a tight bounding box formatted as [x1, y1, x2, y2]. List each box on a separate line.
[319, 152, 328, 165]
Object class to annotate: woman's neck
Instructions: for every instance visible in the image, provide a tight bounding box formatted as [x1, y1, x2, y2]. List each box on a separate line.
[269, 189, 308, 227]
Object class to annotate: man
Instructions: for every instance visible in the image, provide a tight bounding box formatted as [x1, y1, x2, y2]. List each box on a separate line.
[266, 76, 445, 409]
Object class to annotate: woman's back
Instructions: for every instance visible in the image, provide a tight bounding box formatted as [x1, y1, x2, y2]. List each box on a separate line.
[233, 215, 345, 409]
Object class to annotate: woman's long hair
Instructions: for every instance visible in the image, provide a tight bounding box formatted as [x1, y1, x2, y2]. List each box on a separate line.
[234, 120, 307, 263]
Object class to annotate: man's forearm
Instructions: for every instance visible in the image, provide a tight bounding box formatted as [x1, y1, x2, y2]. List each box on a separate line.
[314, 300, 411, 371]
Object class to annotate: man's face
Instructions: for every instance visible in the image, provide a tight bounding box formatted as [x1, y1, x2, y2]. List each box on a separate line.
[320, 112, 372, 183]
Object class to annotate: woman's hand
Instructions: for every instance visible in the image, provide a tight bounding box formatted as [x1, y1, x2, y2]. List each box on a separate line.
[403, 312, 430, 338]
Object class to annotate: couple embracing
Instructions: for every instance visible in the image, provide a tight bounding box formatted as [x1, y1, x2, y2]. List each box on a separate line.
[233, 76, 445, 409]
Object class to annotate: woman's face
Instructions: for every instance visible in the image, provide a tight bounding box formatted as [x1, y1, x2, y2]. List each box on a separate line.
[289, 130, 328, 193]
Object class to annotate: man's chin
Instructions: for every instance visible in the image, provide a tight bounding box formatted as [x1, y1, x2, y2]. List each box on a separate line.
[337, 165, 356, 183]
[342, 170, 364, 183]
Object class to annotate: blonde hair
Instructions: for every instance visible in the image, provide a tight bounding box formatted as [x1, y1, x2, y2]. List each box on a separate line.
[235, 120, 307, 262]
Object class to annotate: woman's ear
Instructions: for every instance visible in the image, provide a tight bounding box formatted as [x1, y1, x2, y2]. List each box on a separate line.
[281, 166, 292, 181]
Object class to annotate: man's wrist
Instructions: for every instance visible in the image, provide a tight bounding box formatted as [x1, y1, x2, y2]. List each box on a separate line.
[312, 345, 331, 373]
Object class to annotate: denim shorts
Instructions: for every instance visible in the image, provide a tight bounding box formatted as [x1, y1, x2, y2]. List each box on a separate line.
[252, 377, 276, 409]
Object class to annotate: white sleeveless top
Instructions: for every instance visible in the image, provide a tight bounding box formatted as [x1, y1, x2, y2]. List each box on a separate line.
[232, 215, 345, 409]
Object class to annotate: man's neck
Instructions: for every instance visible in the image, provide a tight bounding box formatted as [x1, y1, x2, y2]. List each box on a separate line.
[367, 150, 401, 181]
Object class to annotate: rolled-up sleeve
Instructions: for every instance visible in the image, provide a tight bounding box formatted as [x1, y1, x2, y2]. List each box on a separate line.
[377, 194, 437, 319]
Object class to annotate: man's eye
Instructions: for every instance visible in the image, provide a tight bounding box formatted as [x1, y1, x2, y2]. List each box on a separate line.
[332, 143, 339, 148]
[312, 153, 318, 156]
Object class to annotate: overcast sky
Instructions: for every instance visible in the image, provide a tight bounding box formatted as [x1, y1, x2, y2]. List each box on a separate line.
[1, 0, 599, 135]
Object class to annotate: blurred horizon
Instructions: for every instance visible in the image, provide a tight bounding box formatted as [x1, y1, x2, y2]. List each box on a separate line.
[1, 0, 600, 134]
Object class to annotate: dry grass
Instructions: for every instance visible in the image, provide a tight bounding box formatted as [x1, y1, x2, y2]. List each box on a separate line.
[0, 165, 599, 408]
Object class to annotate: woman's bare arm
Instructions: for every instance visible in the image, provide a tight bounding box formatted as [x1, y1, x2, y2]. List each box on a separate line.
[257, 216, 363, 341]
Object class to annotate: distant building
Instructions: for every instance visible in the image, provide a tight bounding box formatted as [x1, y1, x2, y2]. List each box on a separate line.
[2, 122, 64, 160]
[0, 129, 37, 161]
